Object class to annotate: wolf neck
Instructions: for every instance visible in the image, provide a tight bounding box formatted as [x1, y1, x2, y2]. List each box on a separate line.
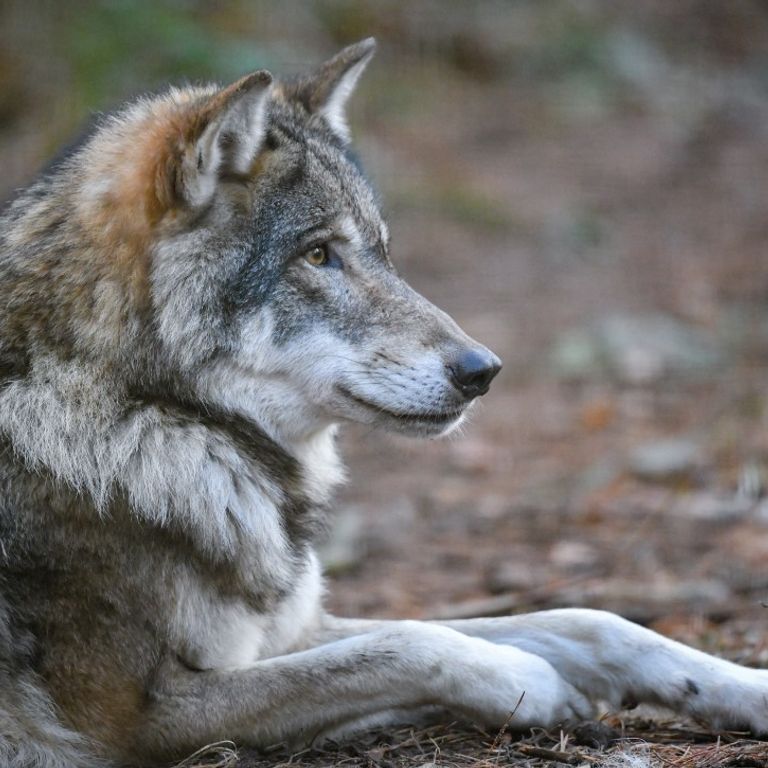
[191, 361, 347, 508]
[0, 354, 340, 561]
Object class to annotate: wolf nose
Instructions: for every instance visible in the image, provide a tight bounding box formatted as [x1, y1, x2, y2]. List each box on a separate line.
[448, 348, 502, 399]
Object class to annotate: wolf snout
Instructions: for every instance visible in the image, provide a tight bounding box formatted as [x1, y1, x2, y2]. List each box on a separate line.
[446, 347, 502, 399]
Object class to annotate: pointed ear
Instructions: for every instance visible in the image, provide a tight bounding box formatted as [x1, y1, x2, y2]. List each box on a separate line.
[171, 70, 272, 209]
[294, 38, 376, 143]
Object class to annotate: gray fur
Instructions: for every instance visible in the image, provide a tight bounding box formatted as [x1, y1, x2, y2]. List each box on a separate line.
[0, 41, 766, 768]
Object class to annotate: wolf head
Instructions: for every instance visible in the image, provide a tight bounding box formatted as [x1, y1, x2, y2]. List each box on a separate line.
[1, 39, 500, 448]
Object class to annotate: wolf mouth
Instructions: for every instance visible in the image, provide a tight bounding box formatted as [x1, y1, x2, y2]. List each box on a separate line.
[336, 385, 465, 424]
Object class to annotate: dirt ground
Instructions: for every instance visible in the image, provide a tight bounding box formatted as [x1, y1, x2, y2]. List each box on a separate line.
[2, 2, 768, 766]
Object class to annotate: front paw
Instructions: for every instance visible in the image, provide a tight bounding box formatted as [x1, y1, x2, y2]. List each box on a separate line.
[445, 640, 594, 730]
[687, 667, 768, 736]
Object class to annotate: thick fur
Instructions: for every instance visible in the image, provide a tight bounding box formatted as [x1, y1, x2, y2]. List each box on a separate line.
[0, 40, 765, 767]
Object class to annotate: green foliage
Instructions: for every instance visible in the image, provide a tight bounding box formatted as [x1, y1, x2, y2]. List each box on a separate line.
[62, 1, 271, 111]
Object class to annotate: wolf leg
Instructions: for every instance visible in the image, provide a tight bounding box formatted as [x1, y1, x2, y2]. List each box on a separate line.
[143, 621, 590, 757]
[319, 610, 768, 735]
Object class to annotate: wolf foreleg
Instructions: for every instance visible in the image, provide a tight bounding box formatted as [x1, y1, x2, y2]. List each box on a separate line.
[439, 608, 768, 735]
[144, 621, 589, 757]
[319, 609, 768, 735]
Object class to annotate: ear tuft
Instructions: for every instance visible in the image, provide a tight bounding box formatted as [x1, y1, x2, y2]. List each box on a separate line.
[295, 38, 376, 143]
[199, 69, 273, 173]
[170, 70, 272, 209]
[166, 70, 272, 209]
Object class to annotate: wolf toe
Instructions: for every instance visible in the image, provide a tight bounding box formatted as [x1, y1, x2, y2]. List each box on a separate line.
[447, 640, 595, 730]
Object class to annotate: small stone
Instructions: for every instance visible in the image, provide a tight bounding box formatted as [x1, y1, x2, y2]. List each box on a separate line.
[449, 437, 496, 474]
[629, 439, 701, 482]
[673, 491, 753, 521]
[549, 540, 599, 570]
[550, 329, 599, 380]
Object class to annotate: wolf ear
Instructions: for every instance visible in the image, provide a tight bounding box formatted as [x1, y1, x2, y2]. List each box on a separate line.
[295, 38, 376, 143]
[174, 70, 272, 209]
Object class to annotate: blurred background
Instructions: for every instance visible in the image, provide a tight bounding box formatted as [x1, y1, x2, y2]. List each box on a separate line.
[2, 1, 768, 662]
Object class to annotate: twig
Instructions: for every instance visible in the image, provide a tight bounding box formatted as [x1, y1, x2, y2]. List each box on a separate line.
[174, 741, 239, 768]
[489, 690, 526, 756]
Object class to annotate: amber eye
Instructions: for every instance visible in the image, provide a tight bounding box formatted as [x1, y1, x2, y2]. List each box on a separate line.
[304, 245, 329, 267]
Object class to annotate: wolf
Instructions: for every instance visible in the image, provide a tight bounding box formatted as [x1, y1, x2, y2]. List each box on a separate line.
[0, 37, 765, 767]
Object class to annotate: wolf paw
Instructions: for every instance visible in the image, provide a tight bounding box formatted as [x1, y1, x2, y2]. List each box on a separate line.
[446, 640, 594, 730]
[686, 667, 768, 736]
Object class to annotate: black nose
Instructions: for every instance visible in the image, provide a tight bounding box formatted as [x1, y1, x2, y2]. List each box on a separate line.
[447, 348, 502, 399]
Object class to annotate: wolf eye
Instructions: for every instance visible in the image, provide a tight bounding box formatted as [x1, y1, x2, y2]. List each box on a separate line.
[304, 245, 329, 267]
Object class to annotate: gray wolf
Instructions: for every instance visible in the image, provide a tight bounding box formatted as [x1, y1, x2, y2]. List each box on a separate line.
[0, 38, 765, 767]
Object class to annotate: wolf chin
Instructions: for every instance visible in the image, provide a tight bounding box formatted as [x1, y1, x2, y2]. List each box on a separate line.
[0, 39, 765, 767]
